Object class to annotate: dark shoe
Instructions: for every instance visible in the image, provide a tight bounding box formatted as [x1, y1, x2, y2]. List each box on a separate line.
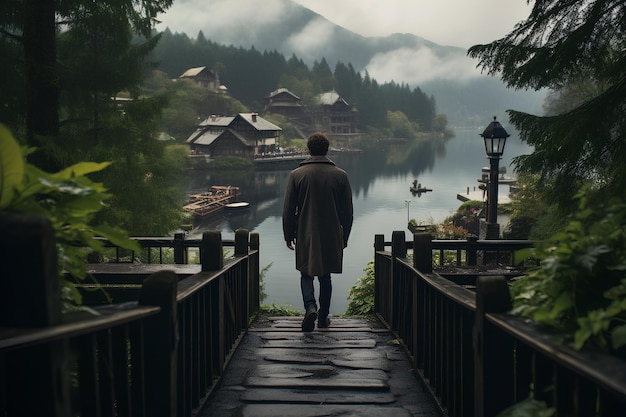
[318, 316, 331, 328]
[302, 307, 318, 332]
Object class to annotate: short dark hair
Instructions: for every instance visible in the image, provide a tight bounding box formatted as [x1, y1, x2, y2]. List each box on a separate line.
[307, 132, 330, 156]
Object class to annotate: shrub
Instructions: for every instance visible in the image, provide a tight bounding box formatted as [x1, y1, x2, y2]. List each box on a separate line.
[511, 188, 626, 356]
[0, 124, 139, 311]
[209, 156, 253, 170]
[260, 303, 300, 316]
[447, 200, 482, 236]
[345, 261, 375, 316]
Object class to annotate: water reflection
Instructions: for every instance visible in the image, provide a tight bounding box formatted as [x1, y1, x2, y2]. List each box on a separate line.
[184, 129, 531, 313]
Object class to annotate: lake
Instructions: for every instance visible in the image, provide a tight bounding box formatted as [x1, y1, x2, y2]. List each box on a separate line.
[185, 127, 531, 314]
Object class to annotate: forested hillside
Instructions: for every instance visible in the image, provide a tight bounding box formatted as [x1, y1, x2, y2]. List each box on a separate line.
[150, 30, 440, 133]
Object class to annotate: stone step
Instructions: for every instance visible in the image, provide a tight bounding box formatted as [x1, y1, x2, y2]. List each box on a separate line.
[240, 388, 396, 404]
[238, 404, 413, 417]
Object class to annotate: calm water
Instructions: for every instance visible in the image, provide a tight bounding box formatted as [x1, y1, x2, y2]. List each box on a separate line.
[185, 128, 531, 314]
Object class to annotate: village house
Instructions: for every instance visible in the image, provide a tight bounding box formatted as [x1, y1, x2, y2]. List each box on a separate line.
[179, 66, 223, 91]
[309, 90, 358, 135]
[262, 88, 360, 147]
[186, 113, 282, 158]
[263, 88, 304, 116]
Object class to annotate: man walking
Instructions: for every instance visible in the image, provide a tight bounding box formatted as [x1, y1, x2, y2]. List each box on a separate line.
[282, 132, 354, 332]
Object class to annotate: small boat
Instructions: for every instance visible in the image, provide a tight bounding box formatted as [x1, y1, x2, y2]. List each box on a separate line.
[184, 185, 241, 216]
[410, 180, 432, 194]
[224, 202, 250, 211]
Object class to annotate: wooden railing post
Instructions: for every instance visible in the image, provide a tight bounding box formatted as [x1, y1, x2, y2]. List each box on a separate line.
[234, 228, 249, 256]
[467, 234, 478, 266]
[0, 214, 61, 326]
[138, 270, 179, 417]
[390, 231, 406, 330]
[173, 232, 185, 264]
[0, 214, 68, 416]
[374, 234, 385, 315]
[249, 232, 260, 312]
[201, 231, 223, 272]
[374, 234, 385, 252]
[413, 232, 432, 273]
[391, 230, 406, 259]
[474, 276, 514, 417]
[235, 228, 250, 325]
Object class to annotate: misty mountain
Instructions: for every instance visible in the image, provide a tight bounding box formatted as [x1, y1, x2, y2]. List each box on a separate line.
[158, 0, 545, 126]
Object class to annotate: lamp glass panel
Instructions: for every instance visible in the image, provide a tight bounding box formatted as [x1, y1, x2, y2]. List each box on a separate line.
[484, 137, 506, 156]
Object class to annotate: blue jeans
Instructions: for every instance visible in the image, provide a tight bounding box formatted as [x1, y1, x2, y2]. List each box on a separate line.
[301, 272, 332, 317]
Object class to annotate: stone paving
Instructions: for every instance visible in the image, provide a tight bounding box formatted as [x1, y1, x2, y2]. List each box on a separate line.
[196, 316, 442, 417]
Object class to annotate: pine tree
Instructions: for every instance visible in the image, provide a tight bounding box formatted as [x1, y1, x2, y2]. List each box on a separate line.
[468, 0, 626, 207]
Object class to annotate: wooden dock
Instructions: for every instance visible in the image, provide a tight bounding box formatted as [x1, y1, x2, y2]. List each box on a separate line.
[183, 185, 240, 216]
[196, 316, 441, 417]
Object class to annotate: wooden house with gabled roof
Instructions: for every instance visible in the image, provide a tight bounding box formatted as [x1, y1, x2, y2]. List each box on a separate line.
[263, 88, 303, 116]
[180, 66, 220, 90]
[186, 113, 282, 158]
[310, 89, 358, 135]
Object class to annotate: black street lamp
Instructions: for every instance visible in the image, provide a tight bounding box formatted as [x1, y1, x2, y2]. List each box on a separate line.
[480, 116, 510, 239]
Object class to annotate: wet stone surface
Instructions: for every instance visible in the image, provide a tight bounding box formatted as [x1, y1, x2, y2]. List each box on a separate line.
[196, 316, 441, 417]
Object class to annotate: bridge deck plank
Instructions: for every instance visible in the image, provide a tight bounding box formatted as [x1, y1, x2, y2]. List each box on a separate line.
[196, 316, 441, 417]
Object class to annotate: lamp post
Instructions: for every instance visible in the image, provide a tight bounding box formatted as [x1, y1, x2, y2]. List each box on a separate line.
[480, 117, 509, 239]
[405, 200, 411, 223]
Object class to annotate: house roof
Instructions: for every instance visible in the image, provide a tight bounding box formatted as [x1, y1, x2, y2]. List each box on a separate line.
[199, 115, 234, 127]
[187, 129, 219, 145]
[187, 113, 281, 145]
[189, 128, 253, 147]
[266, 88, 300, 100]
[180, 66, 207, 78]
[317, 90, 349, 107]
[236, 113, 282, 131]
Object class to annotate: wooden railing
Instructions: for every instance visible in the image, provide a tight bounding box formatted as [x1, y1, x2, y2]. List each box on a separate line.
[430, 235, 535, 267]
[91, 232, 213, 264]
[374, 231, 626, 417]
[0, 214, 259, 417]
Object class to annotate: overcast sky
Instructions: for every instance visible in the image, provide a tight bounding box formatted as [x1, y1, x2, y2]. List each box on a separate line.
[290, 0, 532, 47]
[155, 0, 536, 86]
[156, 0, 533, 49]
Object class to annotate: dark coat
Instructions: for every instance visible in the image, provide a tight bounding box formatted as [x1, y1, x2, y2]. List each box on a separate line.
[282, 156, 353, 276]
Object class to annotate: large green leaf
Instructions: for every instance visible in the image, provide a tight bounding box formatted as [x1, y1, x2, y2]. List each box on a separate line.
[54, 161, 112, 180]
[611, 325, 626, 350]
[0, 124, 24, 209]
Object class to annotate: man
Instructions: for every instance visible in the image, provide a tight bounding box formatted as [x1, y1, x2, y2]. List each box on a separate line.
[282, 132, 354, 332]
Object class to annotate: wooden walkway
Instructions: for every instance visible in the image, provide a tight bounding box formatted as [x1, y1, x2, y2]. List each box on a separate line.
[197, 316, 441, 417]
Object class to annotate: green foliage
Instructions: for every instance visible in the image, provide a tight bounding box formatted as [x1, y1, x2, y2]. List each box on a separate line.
[260, 303, 301, 316]
[0, 124, 140, 311]
[209, 156, 254, 171]
[2, 0, 186, 237]
[259, 262, 272, 303]
[288, 139, 308, 152]
[262, 113, 304, 145]
[505, 173, 547, 238]
[495, 396, 555, 417]
[446, 200, 482, 237]
[409, 201, 481, 240]
[151, 31, 439, 134]
[511, 189, 626, 355]
[504, 173, 567, 240]
[468, 0, 626, 209]
[345, 261, 375, 316]
[144, 71, 249, 140]
[386, 110, 421, 140]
